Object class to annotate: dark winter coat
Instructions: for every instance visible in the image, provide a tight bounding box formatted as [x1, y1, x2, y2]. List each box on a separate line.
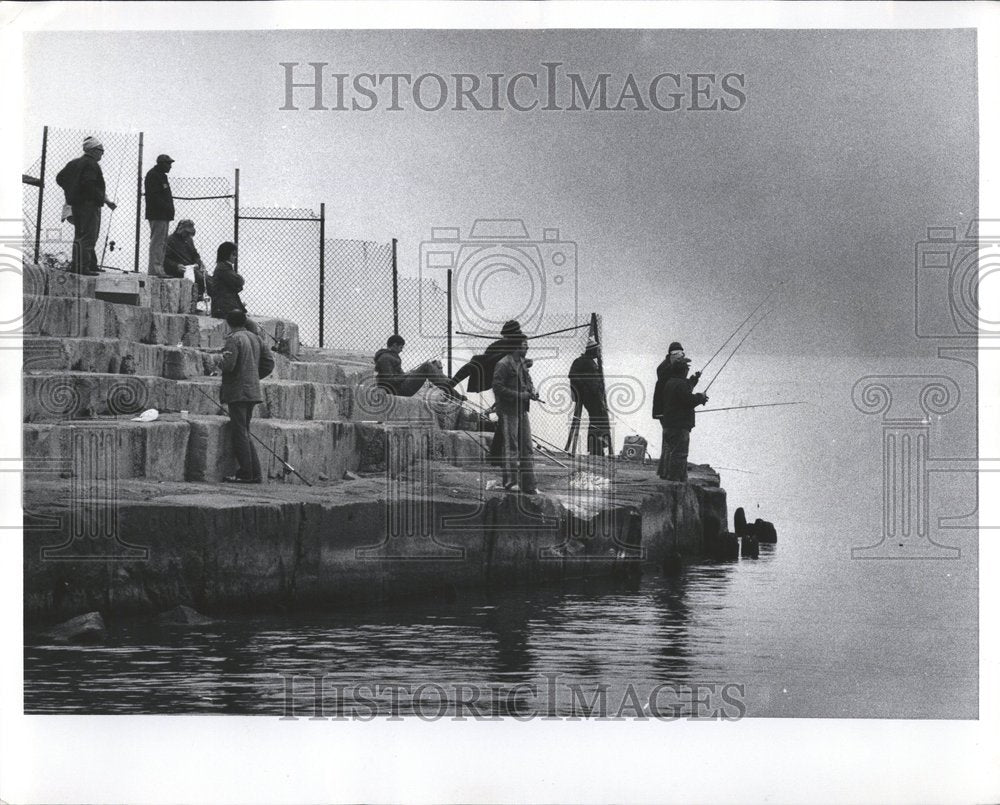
[55, 154, 106, 207]
[653, 368, 705, 430]
[144, 165, 175, 221]
[492, 354, 535, 416]
[163, 232, 203, 279]
[569, 353, 607, 411]
[220, 328, 273, 404]
[210, 261, 246, 318]
[373, 348, 404, 394]
[451, 339, 513, 393]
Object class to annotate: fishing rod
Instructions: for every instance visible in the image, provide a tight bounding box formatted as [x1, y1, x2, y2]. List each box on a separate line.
[190, 384, 314, 486]
[698, 280, 787, 377]
[454, 322, 591, 340]
[697, 401, 808, 413]
[701, 302, 777, 394]
[99, 152, 126, 269]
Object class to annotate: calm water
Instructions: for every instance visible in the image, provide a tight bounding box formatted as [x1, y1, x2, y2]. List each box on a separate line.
[24, 525, 977, 718]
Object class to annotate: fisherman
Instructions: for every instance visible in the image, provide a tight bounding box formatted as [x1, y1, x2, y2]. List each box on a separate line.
[373, 335, 464, 399]
[450, 320, 524, 465]
[144, 154, 175, 277]
[492, 329, 540, 493]
[450, 320, 525, 393]
[569, 336, 611, 456]
[163, 219, 208, 311]
[652, 341, 708, 482]
[55, 136, 118, 276]
[220, 310, 274, 484]
[209, 242, 245, 319]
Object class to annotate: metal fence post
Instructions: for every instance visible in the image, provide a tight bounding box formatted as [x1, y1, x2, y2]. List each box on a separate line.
[319, 202, 326, 348]
[446, 268, 453, 376]
[392, 237, 399, 335]
[233, 168, 240, 272]
[33, 126, 48, 264]
[133, 132, 144, 272]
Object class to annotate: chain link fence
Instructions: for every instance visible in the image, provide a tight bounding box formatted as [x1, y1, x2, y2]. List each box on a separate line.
[237, 206, 323, 345]
[137, 176, 234, 275]
[22, 126, 143, 272]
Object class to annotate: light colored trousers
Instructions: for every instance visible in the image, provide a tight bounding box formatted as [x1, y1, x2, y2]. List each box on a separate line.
[148, 219, 169, 276]
[498, 409, 537, 491]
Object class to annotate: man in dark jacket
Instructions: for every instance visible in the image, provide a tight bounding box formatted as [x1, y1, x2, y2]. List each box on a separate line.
[210, 242, 245, 319]
[652, 343, 707, 481]
[450, 319, 523, 394]
[55, 136, 117, 276]
[164, 219, 207, 308]
[569, 337, 611, 456]
[373, 335, 463, 399]
[220, 310, 274, 483]
[492, 332, 540, 493]
[144, 154, 175, 276]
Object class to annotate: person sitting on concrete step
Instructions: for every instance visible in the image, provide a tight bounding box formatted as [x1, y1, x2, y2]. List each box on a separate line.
[651, 343, 708, 482]
[163, 219, 208, 310]
[220, 309, 274, 484]
[373, 335, 464, 399]
[209, 241, 245, 319]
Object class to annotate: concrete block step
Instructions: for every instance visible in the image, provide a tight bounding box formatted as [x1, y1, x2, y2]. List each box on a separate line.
[22, 371, 358, 423]
[23, 418, 480, 485]
[23, 335, 302, 382]
[23, 293, 301, 354]
[24, 262, 198, 314]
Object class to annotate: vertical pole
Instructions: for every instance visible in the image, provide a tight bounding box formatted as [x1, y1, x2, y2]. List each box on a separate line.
[318, 203, 326, 348]
[133, 132, 144, 272]
[446, 268, 453, 376]
[391, 237, 399, 335]
[233, 168, 240, 273]
[33, 126, 48, 264]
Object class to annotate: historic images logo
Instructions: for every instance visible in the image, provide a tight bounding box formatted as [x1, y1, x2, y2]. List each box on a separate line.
[851, 220, 1000, 559]
[280, 63, 747, 114]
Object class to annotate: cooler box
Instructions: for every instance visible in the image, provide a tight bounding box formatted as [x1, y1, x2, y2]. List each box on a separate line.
[619, 435, 648, 462]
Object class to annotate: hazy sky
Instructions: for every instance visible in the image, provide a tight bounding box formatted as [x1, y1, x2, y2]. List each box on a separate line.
[24, 28, 977, 359]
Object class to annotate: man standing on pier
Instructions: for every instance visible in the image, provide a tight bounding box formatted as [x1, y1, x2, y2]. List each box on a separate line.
[569, 336, 612, 456]
[220, 310, 274, 484]
[144, 154, 175, 276]
[652, 342, 708, 482]
[55, 136, 117, 276]
[492, 330, 540, 493]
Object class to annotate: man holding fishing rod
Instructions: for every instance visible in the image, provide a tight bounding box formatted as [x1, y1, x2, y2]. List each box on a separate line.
[56, 136, 118, 276]
[652, 342, 708, 482]
[492, 327, 541, 494]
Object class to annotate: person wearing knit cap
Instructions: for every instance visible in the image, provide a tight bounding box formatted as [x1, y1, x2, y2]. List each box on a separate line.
[569, 336, 612, 456]
[651, 340, 707, 481]
[144, 154, 176, 277]
[55, 136, 118, 275]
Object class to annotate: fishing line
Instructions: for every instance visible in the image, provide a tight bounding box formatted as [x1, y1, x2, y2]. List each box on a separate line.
[99, 148, 127, 269]
[702, 302, 777, 394]
[698, 280, 787, 376]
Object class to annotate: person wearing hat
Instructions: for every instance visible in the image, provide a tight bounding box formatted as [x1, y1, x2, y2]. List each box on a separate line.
[55, 136, 117, 276]
[163, 219, 208, 311]
[144, 154, 175, 276]
[492, 328, 540, 493]
[569, 336, 612, 456]
[651, 341, 708, 481]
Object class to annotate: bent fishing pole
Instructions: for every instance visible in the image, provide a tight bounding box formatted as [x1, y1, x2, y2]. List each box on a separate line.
[698, 280, 787, 378]
[190, 384, 314, 486]
[701, 301, 778, 394]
